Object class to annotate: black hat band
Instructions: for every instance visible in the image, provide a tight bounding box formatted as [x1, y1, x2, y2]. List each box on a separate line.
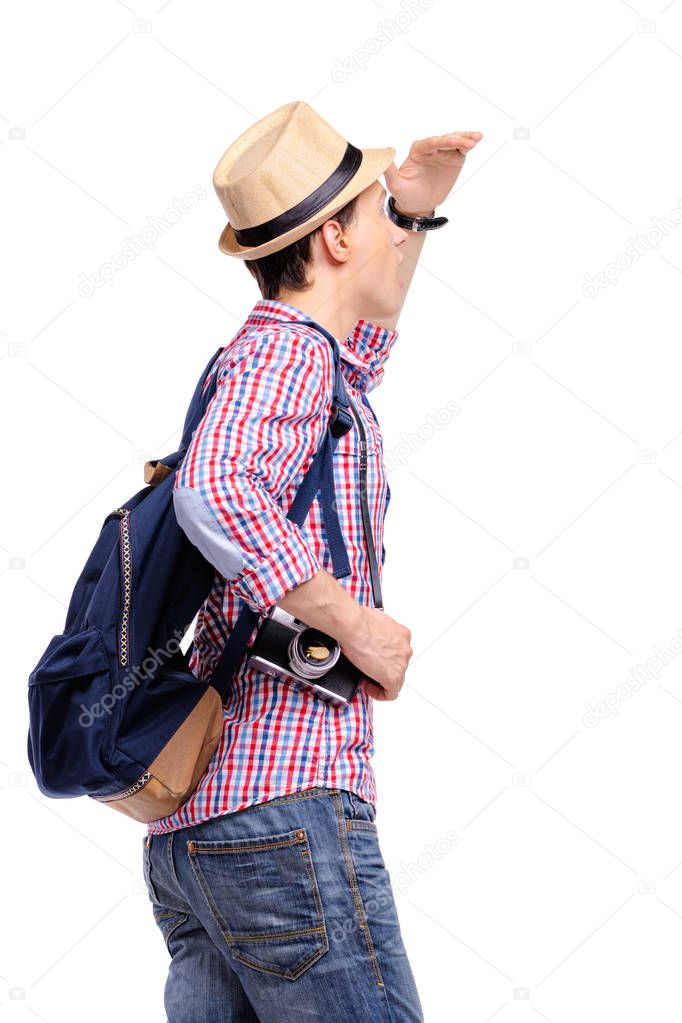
[233, 141, 363, 249]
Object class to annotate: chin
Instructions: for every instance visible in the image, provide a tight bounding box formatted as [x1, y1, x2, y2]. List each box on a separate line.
[363, 288, 399, 322]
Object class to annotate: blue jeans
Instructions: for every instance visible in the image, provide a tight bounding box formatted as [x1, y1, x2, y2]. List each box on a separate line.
[142, 786, 424, 1022]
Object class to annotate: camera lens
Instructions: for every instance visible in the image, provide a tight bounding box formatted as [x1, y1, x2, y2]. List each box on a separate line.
[288, 628, 341, 679]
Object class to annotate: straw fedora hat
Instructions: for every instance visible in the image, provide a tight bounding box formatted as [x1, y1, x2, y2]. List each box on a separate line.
[213, 100, 396, 260]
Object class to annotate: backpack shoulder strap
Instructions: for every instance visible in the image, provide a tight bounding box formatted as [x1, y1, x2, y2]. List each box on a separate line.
[208, 317, 353, 702]
[179, 346, 227, 454]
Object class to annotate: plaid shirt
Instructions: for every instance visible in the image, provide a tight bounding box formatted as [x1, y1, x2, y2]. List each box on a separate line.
[146, 298, 398, 834]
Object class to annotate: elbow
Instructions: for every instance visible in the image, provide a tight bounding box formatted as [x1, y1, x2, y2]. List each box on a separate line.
[173, 485, 244, 579]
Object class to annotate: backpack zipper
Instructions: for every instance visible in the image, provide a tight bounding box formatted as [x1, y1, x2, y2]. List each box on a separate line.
[113, 507, 132, 666]
[93, 769, 152, 803]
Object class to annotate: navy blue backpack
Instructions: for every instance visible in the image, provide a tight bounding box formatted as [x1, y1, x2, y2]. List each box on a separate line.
[27, 320, 355, 823]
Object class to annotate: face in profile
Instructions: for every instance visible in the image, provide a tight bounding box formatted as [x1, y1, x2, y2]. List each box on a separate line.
[347, 179, 407, 321]
[309, 179, 407, 323]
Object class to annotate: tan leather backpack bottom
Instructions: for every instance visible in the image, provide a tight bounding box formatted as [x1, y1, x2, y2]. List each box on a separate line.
[92, 687, 224, 824]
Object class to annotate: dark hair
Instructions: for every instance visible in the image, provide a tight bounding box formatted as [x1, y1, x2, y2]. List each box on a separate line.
[244, 195, 360, 301]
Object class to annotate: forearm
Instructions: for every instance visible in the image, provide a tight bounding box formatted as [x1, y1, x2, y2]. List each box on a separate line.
[278, 567, 365, 644]
[376, 201, 430, 332]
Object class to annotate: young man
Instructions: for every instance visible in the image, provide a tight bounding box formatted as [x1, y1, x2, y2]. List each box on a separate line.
[142, 100, 482, 1022]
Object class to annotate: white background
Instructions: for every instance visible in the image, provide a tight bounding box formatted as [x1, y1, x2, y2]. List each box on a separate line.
[3, 0, 682, 1020]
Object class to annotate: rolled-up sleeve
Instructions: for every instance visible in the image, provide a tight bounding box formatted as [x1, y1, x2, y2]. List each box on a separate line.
[173, 327, 334, 615]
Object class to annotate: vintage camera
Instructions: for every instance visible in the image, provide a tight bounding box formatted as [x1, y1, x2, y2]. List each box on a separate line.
[246, 606, 363, 706]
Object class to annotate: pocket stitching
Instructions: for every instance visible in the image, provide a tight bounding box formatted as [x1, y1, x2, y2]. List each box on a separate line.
[226, 925, 326, 942]
[154, 909, 189, 953]
[231, 943, 329, 980]
[345, 819, 377, 832]
[142, 842, 162, 905]
[333, 793, 385, 987]
[298, 837, 327, 941]
[186, 828, 329, 979]
[189, 834, 306, 855]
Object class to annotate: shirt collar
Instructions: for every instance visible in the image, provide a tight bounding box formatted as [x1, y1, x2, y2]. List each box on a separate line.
[241, 298, 399, 393]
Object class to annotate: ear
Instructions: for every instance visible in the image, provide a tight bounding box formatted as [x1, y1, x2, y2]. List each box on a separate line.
[316, 217, 352, 265]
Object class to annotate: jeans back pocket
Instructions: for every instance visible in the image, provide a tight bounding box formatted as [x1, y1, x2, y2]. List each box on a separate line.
[186, 826, 329, 979]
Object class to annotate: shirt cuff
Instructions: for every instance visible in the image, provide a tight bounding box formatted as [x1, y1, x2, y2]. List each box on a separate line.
[344, 319, 399, 392]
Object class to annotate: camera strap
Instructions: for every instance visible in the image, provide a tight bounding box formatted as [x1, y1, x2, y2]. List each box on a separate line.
[348, 393, 383, 611]
[208, 317, 389, 702]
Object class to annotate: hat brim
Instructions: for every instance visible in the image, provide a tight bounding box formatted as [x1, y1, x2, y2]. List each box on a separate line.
[218, 146, 396, 260]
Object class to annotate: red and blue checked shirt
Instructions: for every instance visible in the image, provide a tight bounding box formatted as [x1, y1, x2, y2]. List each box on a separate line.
[146, 297, 398, 834]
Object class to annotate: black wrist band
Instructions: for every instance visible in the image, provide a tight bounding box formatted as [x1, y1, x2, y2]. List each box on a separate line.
[387, 195, 449, 232]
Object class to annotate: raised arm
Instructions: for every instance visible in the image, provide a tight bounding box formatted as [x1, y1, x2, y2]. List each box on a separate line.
[376, 130, 484, 332]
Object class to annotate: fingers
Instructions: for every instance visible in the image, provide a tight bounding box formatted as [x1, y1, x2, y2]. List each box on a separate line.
[359, 678, 390, 701]
[439, 134, 481, 152]
[411, 132, 483, 155]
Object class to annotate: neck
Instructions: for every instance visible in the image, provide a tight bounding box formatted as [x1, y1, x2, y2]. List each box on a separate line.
[274, 287, 358, 344]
